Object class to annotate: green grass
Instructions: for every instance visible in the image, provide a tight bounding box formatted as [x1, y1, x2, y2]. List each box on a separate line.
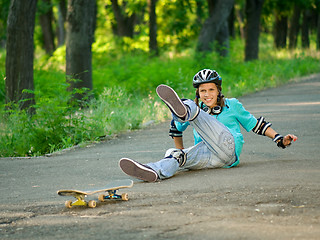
[0, 34, 319, 157]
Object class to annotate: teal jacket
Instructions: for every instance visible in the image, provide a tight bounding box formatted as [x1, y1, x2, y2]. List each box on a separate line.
[175, 98, 257, 166]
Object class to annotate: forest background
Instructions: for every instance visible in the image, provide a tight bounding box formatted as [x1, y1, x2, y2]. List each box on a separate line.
[0, 0, 319, 157]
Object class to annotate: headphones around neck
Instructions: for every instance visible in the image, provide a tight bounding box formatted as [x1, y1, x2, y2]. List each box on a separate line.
[201, 102, 222, 115]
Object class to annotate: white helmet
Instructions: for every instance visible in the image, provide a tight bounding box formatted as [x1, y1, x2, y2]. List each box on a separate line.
[192, 69, 222, 88]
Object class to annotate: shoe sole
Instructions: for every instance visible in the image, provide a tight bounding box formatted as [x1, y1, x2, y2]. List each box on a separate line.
[119, 158, 158, 182]
[156, 84, 187, 118]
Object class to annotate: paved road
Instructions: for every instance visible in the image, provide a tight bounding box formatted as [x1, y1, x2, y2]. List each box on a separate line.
[1, 74, 320, 239]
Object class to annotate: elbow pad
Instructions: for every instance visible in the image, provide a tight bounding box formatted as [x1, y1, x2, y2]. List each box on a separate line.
[169, 119, 183, 138]
[252, 116, 272, 136]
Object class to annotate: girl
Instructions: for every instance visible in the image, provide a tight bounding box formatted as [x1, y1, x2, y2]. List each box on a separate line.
[119, 69, 297, 182]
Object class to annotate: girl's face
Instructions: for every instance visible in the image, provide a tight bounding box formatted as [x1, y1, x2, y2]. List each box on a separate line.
[198, 83, 219, 108]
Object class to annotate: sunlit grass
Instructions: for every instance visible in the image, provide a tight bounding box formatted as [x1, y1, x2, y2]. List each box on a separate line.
[0, 33, 319, 157]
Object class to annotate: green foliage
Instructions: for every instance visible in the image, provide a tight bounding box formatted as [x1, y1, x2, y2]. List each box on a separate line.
[0, 34, 320, 157]
[0, 0, 10, 43]
[0, 79, 168, 157]
[1, 0, 319, 157]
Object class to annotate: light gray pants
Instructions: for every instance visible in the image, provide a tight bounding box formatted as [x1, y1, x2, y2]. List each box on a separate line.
[147, 99, 236, 179]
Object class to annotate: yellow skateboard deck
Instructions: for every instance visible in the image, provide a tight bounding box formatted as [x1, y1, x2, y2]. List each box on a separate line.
[57, 179, 133, 208]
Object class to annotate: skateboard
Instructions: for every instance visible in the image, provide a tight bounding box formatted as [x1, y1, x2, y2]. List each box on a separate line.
[57, 179, 133, 208]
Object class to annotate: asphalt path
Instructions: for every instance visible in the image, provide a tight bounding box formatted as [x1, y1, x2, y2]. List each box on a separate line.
[1, 74, 320, 239]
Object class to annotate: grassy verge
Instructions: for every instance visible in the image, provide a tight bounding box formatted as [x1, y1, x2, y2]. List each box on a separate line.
[0, 35, 319, 157]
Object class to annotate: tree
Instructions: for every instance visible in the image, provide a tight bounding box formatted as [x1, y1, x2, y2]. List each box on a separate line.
[108, 0, 136, 38]
[272, 0, 292, 49]
[235, 2, 245, 39]
[301, 9, 311, 48]
[148, 0, 158, 56]
[207, 0, 231, 57]
[244, 0, 264, 61]
[197, 0, 235, 53]
[228, 6, 236, 39]
[158, 0, 197, 50]
[216, 21, 230, 57]
[66, 0, 96, 103]
[38, 0, 56, 55]
[5, 0, 37, 113]
[195, 0, 205, 27]
[317, 7, 320, 50]
[274, 11, 288, 48]
[289, 4, 301, 49]
[0, 0, 11, 48]
[57, 0, 67, 46]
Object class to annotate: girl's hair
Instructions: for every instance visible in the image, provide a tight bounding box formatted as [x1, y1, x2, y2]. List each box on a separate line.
[194, 84, 225, 108]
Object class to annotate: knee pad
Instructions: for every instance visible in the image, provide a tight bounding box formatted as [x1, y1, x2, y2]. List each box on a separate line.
[164, 148, 187, 167]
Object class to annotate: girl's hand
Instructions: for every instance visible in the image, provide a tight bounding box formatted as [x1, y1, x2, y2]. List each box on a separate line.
[283, 134, 298, 146]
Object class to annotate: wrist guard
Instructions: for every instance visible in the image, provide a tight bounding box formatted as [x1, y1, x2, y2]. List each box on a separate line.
[252, 116, 272, 136]
[273, 134, 289, 149]
[169, 120, 183, 138]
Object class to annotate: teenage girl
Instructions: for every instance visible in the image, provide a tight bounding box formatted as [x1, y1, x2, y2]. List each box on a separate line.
[119, 69, 297, 182]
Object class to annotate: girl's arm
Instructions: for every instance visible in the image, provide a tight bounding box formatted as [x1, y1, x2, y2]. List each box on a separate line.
[252, 116, 298, 147]
[173, 136, 184, 149]
[264, 127, 298, 147]
[169, 120, 187, 149]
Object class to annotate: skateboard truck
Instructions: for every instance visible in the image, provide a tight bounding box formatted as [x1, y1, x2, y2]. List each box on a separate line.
[98, 190, 129, 202]
[65, 195, 97, 208]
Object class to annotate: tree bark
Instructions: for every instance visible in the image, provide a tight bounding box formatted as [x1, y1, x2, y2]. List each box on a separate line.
[39, 0, 56, 55]
[206, 0, 230, 57]
[148, 0, 158, 56]
[57, 0, 67, 46]
[66, 0, 96, 103]
[301, 9, 311, 49]
[215, 20, 230, 57]
[228, 6, 235, 39]
[5, 0, 37, 113]
[110, 0, 135, 38]
[274, 13, 288, 49]
[244, 0, 264, 61]
[317, 11, 320, 50]
[196, 0, 234, 52]
[289, 4, 300, 49]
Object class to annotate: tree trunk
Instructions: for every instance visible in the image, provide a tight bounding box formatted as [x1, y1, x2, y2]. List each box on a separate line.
[289, 4, 300, 49]
[57, 0, 67, 46]
[228, 6, 235, 39]
[317, 11, 320, 50]
[235, 4, 245, 39]
[39, 0, 55, 55]
[66, 0, 96, 103]
[197, 0, 234, 53]
[301, 9, 311, 49]
[215, 20, 230, 57]
[195, 0, 204, 26]
[244, 0, 264, 61]
[5, 0, 37, 113]
[110, 0, 135, 38]
[274, 13, 288, 49]
[148, 0, 158, 56]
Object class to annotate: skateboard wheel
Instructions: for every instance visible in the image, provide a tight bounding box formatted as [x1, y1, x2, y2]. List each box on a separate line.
[121, 193, 129, 201]
[65, 200, 73, 208]
[98, 194, 105, 202]
[88, 200, 97, 208]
